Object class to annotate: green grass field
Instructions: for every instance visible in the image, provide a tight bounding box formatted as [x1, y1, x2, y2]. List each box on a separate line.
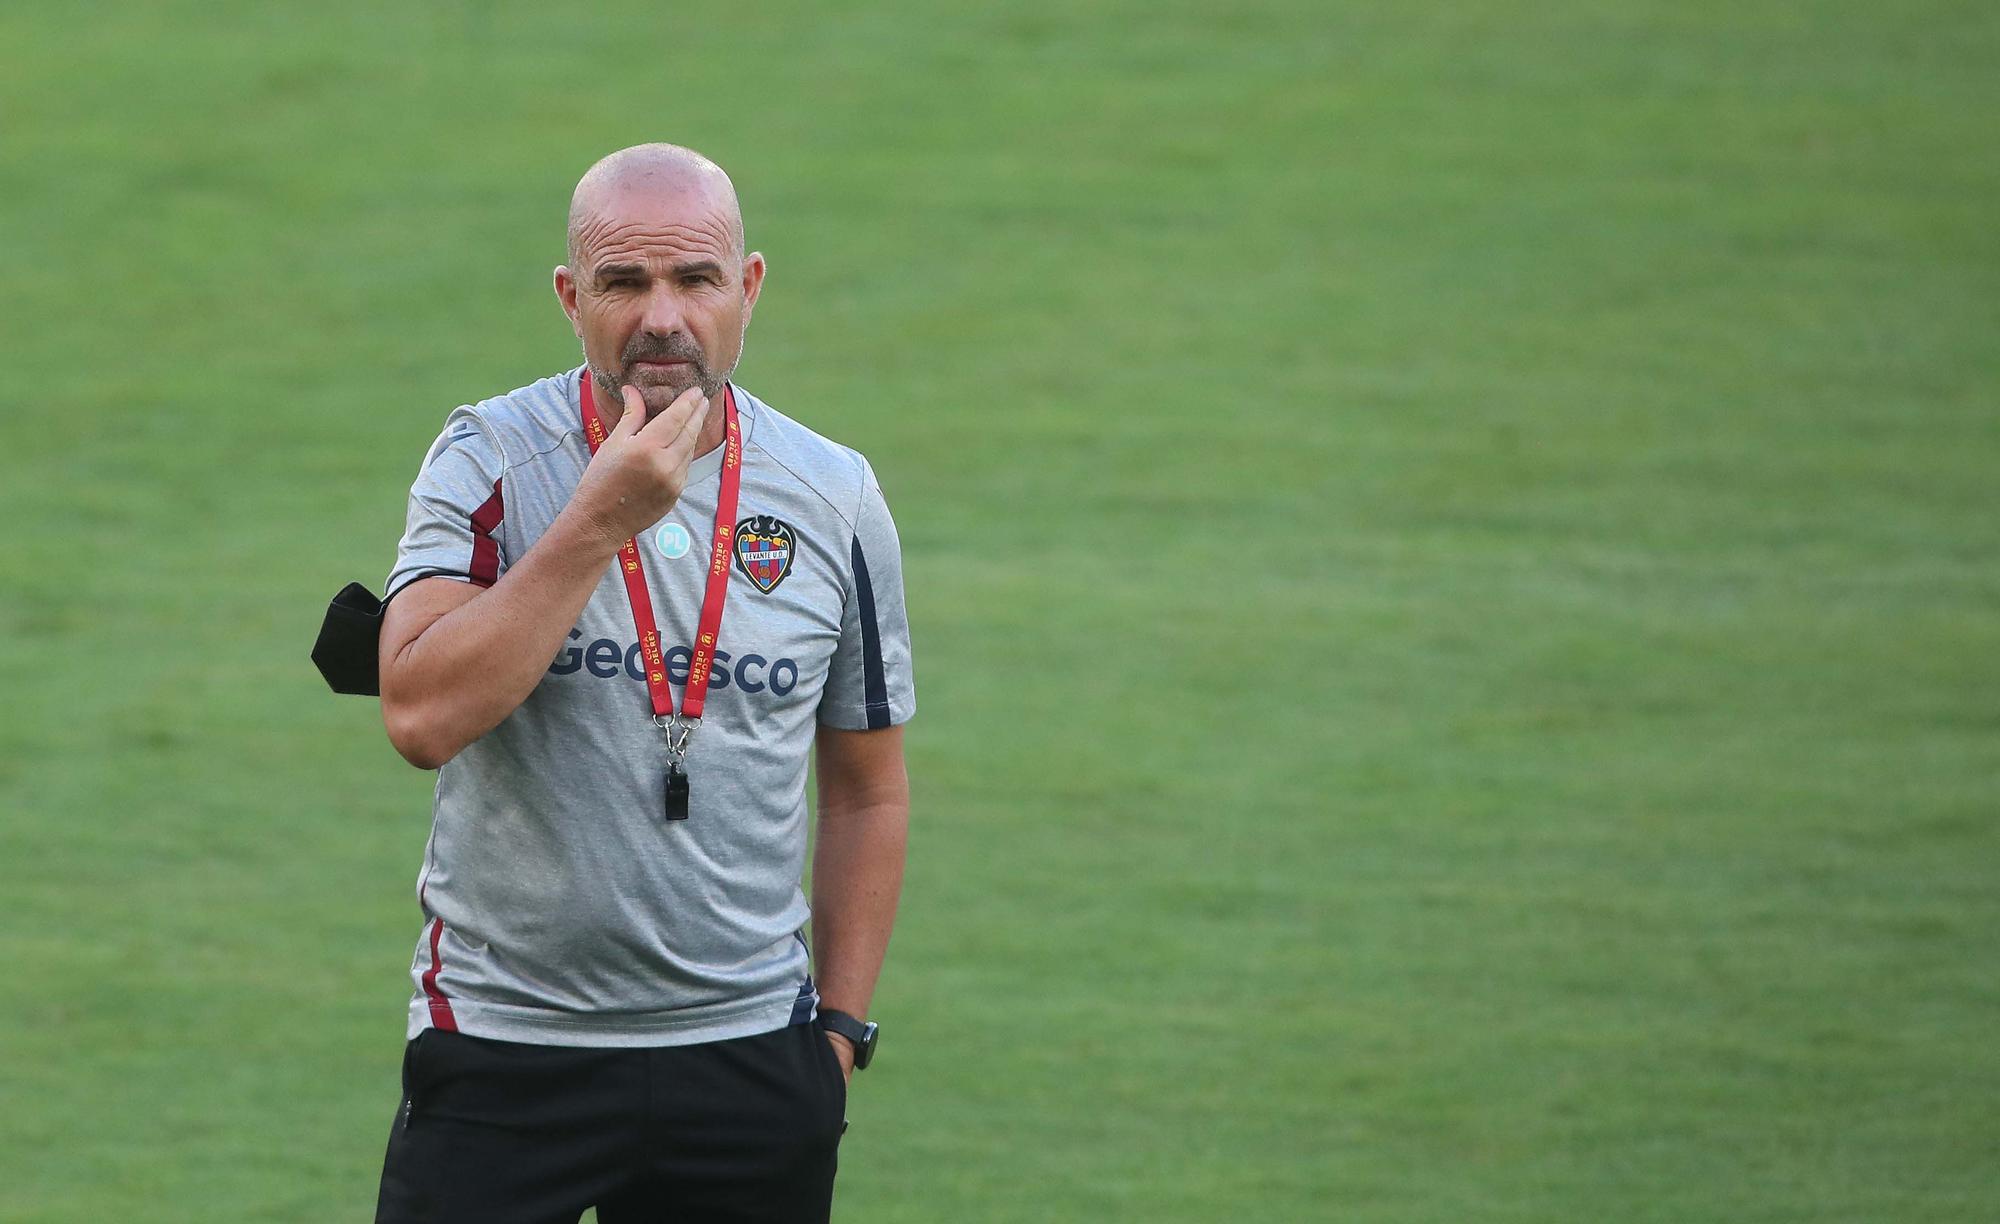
[2, 2, 1996, 1220]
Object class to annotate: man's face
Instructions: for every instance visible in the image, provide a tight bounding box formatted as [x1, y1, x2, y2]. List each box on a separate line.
[559, 184, 764, 418]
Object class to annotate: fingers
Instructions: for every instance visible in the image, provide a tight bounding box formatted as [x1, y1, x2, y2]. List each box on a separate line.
[613, 384, 650, 438]
[634, 384, 707, 444]
[664, 391, 712, 461]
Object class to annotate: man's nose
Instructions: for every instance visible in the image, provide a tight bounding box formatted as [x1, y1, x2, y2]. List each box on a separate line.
[638, 282, 685, 335]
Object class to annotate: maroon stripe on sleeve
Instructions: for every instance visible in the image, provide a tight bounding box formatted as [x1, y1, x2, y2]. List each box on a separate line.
[422, 917, 459, 1031]
[468, 477, 505, 587]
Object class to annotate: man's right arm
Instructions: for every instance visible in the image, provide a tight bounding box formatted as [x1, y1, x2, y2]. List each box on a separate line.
[379, 381, 713, 770]
[379, 513, 620, 769]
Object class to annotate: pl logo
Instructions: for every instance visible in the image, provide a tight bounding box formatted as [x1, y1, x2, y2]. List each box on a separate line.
[654, 522, 692, 559]
[733, 515, 797, 593]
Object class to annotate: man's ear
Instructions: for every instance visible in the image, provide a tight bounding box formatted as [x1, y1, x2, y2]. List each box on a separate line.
[554, 266, 582, 337]
[741, 252, 767, 318]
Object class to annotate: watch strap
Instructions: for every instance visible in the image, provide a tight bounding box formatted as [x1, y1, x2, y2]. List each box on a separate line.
[817, 1008, 876, 1069]
[817, 1008, 866, 1043]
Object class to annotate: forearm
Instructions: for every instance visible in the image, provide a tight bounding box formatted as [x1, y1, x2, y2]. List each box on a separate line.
[809, 794, 908, 1017]
[382, 505, 620, 768]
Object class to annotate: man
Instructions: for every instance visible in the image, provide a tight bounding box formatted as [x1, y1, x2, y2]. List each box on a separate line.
[370, 144, 914, 1223]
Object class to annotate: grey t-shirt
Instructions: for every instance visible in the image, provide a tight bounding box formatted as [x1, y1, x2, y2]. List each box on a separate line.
[385, 367, 915, 1047]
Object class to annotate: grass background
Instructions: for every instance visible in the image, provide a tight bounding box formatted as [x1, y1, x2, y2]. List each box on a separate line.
[2, 1, 1996, 1220]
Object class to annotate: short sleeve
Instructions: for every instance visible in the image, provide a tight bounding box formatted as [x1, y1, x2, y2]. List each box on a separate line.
[384, 408, 510, 600]
[818, 461, 916, 730]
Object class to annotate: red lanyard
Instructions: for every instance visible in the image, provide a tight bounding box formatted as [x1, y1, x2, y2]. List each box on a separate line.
[578, 370, 741, 732]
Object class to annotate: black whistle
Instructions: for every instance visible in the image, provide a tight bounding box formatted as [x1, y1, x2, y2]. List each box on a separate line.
[664, 764, 690, 822]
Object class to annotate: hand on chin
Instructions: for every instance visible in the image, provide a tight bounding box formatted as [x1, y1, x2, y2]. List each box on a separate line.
[626, 368, 697, 417]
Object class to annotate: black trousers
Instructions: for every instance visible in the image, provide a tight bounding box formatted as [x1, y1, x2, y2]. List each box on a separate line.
[375, 1020, 846, 1223]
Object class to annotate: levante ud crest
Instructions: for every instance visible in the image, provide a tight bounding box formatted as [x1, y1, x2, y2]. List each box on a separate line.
[734, 515, 797, 593]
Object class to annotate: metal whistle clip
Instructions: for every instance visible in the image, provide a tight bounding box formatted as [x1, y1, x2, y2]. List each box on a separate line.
[653, 713, 701, 762]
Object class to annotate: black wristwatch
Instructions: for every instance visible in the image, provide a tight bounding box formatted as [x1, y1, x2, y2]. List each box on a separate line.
[817, 1009, 879, 1070]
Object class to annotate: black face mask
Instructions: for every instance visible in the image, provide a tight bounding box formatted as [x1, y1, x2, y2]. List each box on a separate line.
[312, 581, 386, 696]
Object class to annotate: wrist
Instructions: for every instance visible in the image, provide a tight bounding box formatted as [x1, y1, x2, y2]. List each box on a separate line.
[553, 498, 631, 560]
[817, 1009, 878, 1070]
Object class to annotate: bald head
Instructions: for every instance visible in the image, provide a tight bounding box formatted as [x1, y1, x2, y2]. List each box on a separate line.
[556, 143, 767, 423]
[566, 143, 745, 270]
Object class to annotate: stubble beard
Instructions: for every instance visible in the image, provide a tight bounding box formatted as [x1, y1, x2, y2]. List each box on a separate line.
[592, 335, 736, 421]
